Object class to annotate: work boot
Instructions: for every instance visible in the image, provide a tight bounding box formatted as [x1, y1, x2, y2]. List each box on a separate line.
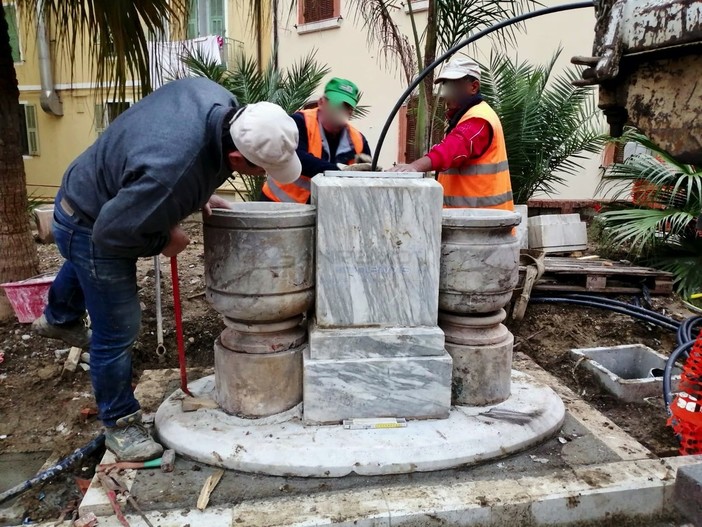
[104, 410, 164, 462]
[32, 314, 91, 349]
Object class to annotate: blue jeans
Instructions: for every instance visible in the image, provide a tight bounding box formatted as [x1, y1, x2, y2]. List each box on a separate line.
[45, 194, 141, 427]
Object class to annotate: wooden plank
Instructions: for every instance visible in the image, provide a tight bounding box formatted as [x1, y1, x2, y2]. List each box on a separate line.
[533, 284, 642, 294]
[544, 267, 667, 277]
[585, 275, 607, 290]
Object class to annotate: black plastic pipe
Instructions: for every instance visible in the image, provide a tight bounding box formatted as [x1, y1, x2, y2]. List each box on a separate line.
[371, 1, 596, 169]
[529, 297, 680, 332]
[560, 294, 680, 327]
[664, 340, 695, 411]
[0, 434, 105, 506]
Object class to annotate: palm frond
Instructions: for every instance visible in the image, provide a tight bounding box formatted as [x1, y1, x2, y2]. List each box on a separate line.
[436, 0, 540, 52]
[18, 0, 188, 101]
[479, 52, 604, 203]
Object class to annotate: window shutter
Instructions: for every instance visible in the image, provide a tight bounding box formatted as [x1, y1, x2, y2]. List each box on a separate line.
[303, 0, 334, 23]
[94, 104, 106, 135]
[24, 104, 39, 155]
[187, 0, 199, 37]
[18, 105, 29, 155]
[405, 96, 418, 163]
[208, 0, 224, 36]
[5, 5, 21, 62]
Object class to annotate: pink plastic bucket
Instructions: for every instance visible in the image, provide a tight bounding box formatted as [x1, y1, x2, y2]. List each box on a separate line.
[1, 274, 55, 323]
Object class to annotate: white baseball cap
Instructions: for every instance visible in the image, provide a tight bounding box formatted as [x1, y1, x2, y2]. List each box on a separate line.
[229, 102, 301, 184]
[434, 56, 481, 83]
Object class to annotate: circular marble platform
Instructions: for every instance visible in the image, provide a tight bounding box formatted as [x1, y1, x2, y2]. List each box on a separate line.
[155, 370, 565, 477]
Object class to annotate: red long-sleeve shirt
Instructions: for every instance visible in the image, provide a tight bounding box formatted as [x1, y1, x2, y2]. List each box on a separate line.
[426, 117, 493, 172]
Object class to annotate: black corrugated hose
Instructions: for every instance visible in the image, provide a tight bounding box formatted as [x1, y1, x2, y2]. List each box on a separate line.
[0, 434, 105, 506]
[529, 295, 702, 411]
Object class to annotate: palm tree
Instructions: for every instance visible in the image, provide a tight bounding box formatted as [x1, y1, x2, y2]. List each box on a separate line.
[182, 49, 330, 200]
[479, 51, 605, 204]
[350, 0, 538, 160]
[598, 128, 702, 296]
[0, 1, 183, 320]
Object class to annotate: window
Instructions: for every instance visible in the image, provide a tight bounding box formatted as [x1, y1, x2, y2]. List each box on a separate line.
[187, 0, 225, 38]
[299, 0, 337, 24]
[398, 96, 445, 163]
[18, 104, 39, 156]
[94, 102, 131, 135]
[4, 4, 21, 63]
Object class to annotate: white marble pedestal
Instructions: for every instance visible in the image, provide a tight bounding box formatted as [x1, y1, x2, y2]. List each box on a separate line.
[155, 370, 566, 477]
[304, 173, 452, 423]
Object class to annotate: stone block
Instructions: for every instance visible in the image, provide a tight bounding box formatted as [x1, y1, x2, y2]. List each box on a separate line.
[674, 463, 702, 526]
[570, 344, 681, 402]
[312, 175, 443, 328]
[302, 347, 452, 424]
[34, 206, 54, 244]
[514, 204, 529, 249]
[308, 319, 445, 359]
[528, 213, 587, 253]
[214, 339, 302, 417]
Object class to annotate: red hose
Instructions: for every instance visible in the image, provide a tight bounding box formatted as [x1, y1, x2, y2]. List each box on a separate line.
[170, 256, 192, 396]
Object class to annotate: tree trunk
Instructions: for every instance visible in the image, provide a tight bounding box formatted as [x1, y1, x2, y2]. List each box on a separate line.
[422, 0, 438, 154]
[0, 7, 39, 320]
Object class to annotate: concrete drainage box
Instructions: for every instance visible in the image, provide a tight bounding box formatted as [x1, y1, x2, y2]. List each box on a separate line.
[570, 344, 682, 402]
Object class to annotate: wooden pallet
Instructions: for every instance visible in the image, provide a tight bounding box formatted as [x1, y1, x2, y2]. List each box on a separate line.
[526, 257, 674, 295]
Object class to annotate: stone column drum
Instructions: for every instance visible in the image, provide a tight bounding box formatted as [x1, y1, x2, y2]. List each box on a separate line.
[440, 209, 521, 315]
[440, 309, 513, 405]
[203, 203, 316, 417]
[438, 209, 521, 406]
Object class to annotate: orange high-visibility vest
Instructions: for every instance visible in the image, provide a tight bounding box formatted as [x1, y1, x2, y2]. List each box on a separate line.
[437, 101, 514, 211]
[262, 108, 364, 203]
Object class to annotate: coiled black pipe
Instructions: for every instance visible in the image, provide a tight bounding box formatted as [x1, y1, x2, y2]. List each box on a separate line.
[0, 434, 105, 506]
[370, 1, 596, 169]
[678, 315, 702, 347]
[663, 340, 695, 412]
[529, 295, 700, 413]
[560, 294, 680, 328]
[529, 297, 680, 332]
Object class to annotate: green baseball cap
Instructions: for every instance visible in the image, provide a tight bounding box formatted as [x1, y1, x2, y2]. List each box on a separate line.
[324, 77, 360, 108]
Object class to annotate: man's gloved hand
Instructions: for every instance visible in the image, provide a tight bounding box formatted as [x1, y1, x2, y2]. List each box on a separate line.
[354, 153, 373, 164]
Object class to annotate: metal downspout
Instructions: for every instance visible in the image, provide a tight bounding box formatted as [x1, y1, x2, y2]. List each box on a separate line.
[36, 0, 63, 116]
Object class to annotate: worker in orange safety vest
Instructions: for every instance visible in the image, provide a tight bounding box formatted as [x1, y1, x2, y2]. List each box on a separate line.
[393, 56, 513, 211]
[261, 78, 372, 204]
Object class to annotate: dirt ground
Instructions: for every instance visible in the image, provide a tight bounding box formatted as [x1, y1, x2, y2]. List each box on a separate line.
[0, 217, 695, 523]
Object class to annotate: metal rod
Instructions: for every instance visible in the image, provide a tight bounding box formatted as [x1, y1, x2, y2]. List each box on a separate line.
[170, 256, 192, 396]
[370, 1, 596, 169]
[153, 255, 166, 357]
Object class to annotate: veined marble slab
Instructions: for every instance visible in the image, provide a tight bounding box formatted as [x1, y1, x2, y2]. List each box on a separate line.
[321, 170, 423, 179]
[312, 175, 443, 328]
[308, 318, 445, 359]
[302, 348, 452, 424]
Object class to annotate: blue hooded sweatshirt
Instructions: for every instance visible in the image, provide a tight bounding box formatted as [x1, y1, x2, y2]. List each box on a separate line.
[60, 78, 238, 258]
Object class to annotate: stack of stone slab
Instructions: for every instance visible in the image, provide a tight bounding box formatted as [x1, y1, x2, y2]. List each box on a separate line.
[438, 209, 521, 406]
[203, 204, 316, 417]
[528, 213, 587, 253]
[303, 173, 453, 424]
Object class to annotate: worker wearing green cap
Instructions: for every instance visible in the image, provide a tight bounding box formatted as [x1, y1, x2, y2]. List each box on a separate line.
[262, 77, 373, 203]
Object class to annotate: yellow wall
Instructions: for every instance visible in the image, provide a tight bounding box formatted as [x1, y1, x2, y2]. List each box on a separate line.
[8, 0, 269, 201]
[277, 0, 607, 200]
